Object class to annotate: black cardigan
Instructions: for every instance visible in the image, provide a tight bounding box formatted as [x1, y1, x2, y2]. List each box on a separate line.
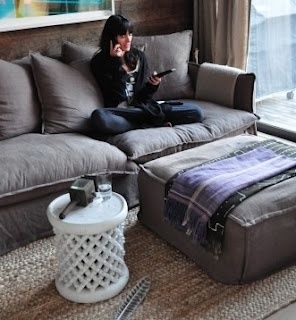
[90, 47, 158, 107]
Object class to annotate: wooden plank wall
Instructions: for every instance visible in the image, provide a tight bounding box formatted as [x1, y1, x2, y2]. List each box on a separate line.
[0, 0, 193, 60]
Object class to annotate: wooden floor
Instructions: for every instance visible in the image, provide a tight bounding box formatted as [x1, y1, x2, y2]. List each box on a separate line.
[256, 92, 296, 134]
[258, 132, 296, 146]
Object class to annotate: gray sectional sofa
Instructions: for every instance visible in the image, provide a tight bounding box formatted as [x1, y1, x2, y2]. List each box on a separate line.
[0, 30, 257, 255]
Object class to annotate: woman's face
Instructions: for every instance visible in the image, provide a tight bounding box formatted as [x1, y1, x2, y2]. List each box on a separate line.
[116, 32, 133, 52]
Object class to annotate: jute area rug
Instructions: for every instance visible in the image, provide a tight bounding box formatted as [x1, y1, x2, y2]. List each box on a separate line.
[1, 208, 296, 320]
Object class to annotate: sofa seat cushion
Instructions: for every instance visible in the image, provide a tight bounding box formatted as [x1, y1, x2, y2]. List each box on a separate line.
[107, 99, 257, 163]
[0, 133, 136, 207]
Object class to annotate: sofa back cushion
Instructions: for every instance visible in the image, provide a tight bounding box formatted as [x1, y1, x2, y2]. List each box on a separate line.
[61, 40, 145, 64]
[133, 30, 194, 101]
[62, 41, 98, 63]
[0, 58, 41, 140]
[62, 31, 194, 102]
[30, 53, 103, 134]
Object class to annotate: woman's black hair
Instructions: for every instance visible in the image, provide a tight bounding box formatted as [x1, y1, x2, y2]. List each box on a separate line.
[100, 15, 134, 52]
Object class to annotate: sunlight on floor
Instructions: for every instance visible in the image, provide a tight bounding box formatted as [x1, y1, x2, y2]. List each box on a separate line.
[256, 92, 296, 134]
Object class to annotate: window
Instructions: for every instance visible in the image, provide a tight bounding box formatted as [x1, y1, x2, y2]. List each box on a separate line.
[247, 0, 296, 141]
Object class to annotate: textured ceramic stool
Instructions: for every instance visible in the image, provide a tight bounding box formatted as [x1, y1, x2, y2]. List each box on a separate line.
[47, 192, 129, 303]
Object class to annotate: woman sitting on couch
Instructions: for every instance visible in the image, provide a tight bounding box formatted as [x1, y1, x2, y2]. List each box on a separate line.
[90, 14, 203, 135]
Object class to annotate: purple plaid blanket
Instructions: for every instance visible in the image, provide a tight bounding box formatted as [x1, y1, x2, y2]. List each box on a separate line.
[165, 146, 296, 242]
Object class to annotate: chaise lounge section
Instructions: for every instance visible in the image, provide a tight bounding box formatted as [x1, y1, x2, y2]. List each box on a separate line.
[138, 135, 296, 283]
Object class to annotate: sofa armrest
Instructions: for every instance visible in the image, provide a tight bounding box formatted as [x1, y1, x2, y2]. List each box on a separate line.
[188, 62, 256, 114]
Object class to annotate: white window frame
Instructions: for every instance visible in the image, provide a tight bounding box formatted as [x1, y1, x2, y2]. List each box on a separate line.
[0, 0, 114, 32]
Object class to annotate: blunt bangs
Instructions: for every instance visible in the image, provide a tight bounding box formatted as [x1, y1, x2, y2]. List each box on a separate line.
[117, 17, 134, 35]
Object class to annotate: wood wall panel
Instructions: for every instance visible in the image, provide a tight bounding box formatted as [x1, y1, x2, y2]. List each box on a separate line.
[0, 0, 193, 60]
[117, 0, 193, 35]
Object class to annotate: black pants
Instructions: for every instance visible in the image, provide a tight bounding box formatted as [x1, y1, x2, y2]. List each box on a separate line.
[91, 102, 204, 135]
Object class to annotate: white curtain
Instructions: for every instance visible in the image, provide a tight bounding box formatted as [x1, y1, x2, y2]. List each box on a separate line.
[214, 0, 251, 69]
[247, 0, 296, 99]
[193, 0, 251, 70]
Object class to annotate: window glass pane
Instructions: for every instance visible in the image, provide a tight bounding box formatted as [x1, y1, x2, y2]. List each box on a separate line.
[247, 0, 296, 99]
[247, 0, 296, 139]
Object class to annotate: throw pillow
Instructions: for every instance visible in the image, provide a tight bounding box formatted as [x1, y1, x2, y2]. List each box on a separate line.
[30, 53, 104, 134]
[62, 41, 99, 64]
[0, 57, 41, 140]
[133, 30, 194, 100]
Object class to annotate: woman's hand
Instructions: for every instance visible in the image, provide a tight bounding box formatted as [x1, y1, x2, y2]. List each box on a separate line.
[110, 40, 125, 58]
[110, 40, 131, 73]
[148, 71, 161, 86]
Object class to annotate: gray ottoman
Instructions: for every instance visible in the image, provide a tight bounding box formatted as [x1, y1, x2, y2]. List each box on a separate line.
[138, 135, 296, 284]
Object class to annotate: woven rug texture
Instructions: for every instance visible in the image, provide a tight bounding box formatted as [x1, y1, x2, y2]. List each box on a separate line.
[1, 208, 296, 320]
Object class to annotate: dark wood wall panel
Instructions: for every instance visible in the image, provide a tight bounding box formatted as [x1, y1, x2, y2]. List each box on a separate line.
[0, 0, 193, 60]
[118, 0, 193, 35]
[0, 22, 104, 60]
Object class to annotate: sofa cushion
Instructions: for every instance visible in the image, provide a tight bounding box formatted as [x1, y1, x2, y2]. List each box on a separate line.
[30, 53, 103, 134]
[107, 99, 257, 163]
[62, 40, 146, 64]
[0, 133, 137, 207]
[63, 31, 194, 102]
[62, 41, 98, 63]
[0, 57, 41, 140]
[133, 30, 194, 101]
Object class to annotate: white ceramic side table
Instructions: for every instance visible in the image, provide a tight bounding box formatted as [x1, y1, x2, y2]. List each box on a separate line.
[47, 192, 129, 303]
